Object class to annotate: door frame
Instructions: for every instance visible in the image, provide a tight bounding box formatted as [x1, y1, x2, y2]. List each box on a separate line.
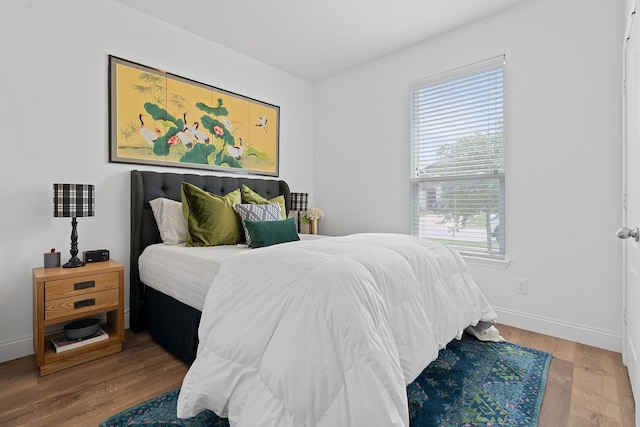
[623, 0, 638, 404]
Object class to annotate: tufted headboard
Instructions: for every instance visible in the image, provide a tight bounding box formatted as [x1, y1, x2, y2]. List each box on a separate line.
[130, 169, 291, 332]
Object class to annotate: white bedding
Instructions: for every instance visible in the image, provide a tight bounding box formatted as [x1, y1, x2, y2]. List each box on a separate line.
[138, 235, 327, 310]
[177, 233, 497, 426]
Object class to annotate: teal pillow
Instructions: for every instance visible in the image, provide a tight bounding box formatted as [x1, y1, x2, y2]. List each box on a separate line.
[181, 182, 243, 246]
[244, 218, 300, 248]
[233, 203, 282, 246]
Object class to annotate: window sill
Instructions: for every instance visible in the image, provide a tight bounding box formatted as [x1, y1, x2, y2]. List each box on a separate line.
[462, 254, 511, 269]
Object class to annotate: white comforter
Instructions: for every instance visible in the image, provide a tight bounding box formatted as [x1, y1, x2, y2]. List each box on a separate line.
[177, 233, 497, 426]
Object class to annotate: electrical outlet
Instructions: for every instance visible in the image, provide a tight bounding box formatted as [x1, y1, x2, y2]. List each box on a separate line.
[516, 278, 528, 295]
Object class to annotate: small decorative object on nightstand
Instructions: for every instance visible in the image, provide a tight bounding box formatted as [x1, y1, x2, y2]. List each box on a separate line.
[43, 248, 60, 268]
[309, 219, 319, 235]
[302, 206, 324, 235]
[32, 260, 125, 375]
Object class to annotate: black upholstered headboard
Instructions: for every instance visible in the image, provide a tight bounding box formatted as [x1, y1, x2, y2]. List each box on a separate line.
[130, 169, 291, 332]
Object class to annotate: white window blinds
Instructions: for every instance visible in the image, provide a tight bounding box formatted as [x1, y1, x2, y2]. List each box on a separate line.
[410, 55, 505, 258]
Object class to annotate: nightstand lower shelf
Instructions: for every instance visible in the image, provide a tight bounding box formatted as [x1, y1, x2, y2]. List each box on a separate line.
[40, 342, 122, 376]
[40, 322, 122, 376]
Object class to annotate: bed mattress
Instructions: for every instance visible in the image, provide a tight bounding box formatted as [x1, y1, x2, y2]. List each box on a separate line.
[138, 235, 326, 311]
[139, 244, 242, 311]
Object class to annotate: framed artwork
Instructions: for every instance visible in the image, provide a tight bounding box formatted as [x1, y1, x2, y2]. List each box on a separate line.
[109, 55, 280, 176]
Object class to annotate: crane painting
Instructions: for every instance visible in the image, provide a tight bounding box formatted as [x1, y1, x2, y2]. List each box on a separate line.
[109, 56, 279, 177]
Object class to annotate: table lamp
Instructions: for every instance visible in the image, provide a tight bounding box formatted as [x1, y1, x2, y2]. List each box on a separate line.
[290, 192, 308, 233]
[53, 183, 95, 268]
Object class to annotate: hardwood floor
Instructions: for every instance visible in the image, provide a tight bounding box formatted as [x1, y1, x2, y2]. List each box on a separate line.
[0, 324, 634, 426]
[498, 324, 635, 427]
[0, 330, 188, 426]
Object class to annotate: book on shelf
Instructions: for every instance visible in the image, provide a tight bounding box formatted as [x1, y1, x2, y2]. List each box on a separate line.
[51, 328, 108, 353]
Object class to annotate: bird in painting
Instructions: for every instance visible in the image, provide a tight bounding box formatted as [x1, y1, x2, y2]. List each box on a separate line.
[183, 113, 210, 144]
[191, 122, 210, 144]
[138, 114, 158, 146]
[255, 114, 268, 133]
[227, 138, 245, 160]
[177, 130, 194, 150]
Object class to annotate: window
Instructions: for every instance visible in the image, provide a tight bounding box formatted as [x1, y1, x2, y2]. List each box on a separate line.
[410, 55, 505, 258]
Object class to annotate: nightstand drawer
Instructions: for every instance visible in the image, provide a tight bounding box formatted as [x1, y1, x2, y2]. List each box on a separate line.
[45, 289, 119, 321]
[45, 272, 119, 301]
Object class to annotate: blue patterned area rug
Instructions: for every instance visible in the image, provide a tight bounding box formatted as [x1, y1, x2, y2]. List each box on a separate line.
[100, 334, 551, 427]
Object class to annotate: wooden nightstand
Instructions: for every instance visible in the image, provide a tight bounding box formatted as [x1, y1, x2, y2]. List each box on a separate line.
[32, 260, 125, 376]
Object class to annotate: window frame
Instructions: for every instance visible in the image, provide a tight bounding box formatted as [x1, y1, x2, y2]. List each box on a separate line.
[410, 55, 506, 259]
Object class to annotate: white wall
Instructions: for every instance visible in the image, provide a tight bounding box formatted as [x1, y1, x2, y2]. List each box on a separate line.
[315, 0, 624, 350]
[626, 0, 636, 19]
[0, 0, 315, 362]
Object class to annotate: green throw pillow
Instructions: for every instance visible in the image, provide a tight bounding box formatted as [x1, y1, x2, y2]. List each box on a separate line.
[244, 218, 300, 248]
[240, 185, 287, 219]
[181, 182, 243, 246]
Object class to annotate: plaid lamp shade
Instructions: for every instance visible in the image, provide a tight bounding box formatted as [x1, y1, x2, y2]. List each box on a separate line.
[53, 184, 95, 218]
[290, 192, 309, 212]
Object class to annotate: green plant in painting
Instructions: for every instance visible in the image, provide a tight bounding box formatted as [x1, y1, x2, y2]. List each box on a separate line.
[196, 99, 228, 117]
[197, 99, 242, 168]
[131, 73, 166, 105]
[180, 143, 215, 164]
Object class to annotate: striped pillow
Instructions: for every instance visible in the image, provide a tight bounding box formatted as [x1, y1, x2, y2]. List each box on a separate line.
[233, 203, 282, 246]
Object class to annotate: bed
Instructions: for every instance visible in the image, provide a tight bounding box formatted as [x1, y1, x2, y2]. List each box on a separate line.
[130, 169, 500, 426]
[130, 169, 292, 363]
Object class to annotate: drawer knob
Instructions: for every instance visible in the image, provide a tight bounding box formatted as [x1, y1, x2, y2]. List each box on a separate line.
[74, 280, 95, 290]
[74, 298, 95, 309]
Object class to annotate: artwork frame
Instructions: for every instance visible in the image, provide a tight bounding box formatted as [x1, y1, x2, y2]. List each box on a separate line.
[108, 55, 280, 176]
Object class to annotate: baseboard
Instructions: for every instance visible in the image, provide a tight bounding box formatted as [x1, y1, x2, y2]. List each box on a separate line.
[0, 310, 131, 364]
[494, 306, 622, 353]
[0, 335, 33, 364]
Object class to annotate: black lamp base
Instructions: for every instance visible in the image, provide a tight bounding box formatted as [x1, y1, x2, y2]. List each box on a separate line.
[63, 257, 85, 268]
[64, 217, 85, 268]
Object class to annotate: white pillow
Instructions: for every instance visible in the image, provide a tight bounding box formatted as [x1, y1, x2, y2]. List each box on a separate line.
[149, 198, 187, 245]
